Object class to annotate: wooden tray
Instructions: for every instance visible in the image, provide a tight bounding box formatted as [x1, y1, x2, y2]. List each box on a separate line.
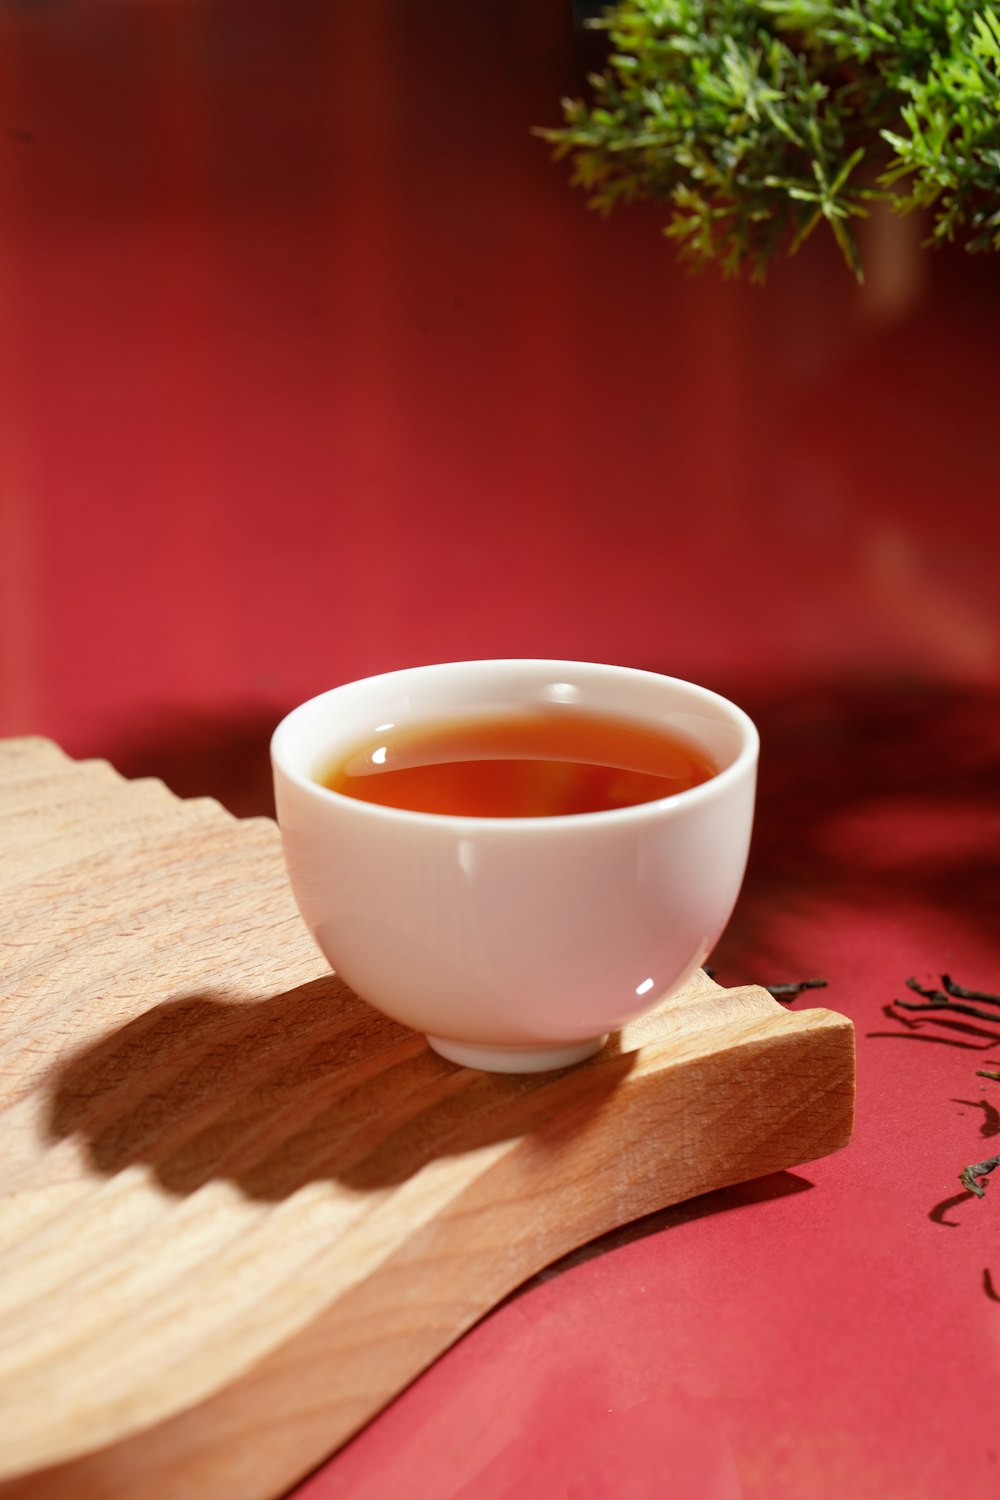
[0, 738, 855, 1499]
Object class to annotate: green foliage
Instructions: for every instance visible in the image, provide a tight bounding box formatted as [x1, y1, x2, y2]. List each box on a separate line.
[538, 0, 1000, 277]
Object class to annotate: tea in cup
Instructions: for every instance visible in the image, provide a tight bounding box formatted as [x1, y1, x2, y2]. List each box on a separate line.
[271, 660, 758, 1072]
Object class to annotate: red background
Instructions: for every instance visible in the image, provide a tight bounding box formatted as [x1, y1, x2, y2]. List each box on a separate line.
[2, 3, 1000, 1497]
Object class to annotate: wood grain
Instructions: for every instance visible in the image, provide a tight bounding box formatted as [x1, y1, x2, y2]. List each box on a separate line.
[0, 737, 855, 1499]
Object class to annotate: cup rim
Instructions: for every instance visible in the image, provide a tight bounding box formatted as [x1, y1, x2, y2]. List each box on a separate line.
[270, 658, 759, 830]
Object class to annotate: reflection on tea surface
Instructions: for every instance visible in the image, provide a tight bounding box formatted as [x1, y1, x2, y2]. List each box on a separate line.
[318, 707, 718, 818]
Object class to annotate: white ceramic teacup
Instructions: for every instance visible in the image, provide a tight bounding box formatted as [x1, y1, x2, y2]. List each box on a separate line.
[271, 660, 758, 1073]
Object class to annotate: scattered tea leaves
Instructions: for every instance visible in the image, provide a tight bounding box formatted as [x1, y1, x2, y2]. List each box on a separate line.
[895, 975, 1000, 1024]
[960, 1155, 1000, 1199]
[764, 979, 828, 1001]
[700, 970, 827, 1000]
[942, 975, 1000, 1005]
[883, 974, 1000, 1228]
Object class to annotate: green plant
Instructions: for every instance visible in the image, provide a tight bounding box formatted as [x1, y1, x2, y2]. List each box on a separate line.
[537, 0, 1000, 278]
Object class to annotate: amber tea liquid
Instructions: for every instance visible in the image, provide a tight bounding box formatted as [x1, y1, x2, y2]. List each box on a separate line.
[318, 707, 718, 818]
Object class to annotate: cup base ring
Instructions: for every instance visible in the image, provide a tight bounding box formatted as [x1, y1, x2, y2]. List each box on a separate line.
[425, 1034, 608, 1074]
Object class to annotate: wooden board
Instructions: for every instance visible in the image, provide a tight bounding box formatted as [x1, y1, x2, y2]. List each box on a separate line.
[0, 737, 855, 1500]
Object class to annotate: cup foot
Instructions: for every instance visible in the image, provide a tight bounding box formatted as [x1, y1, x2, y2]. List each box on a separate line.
[426, 1034, 608, 1073]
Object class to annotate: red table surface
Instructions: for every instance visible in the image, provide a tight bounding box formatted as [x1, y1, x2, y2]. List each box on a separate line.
[1, 4, 999, 1497]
